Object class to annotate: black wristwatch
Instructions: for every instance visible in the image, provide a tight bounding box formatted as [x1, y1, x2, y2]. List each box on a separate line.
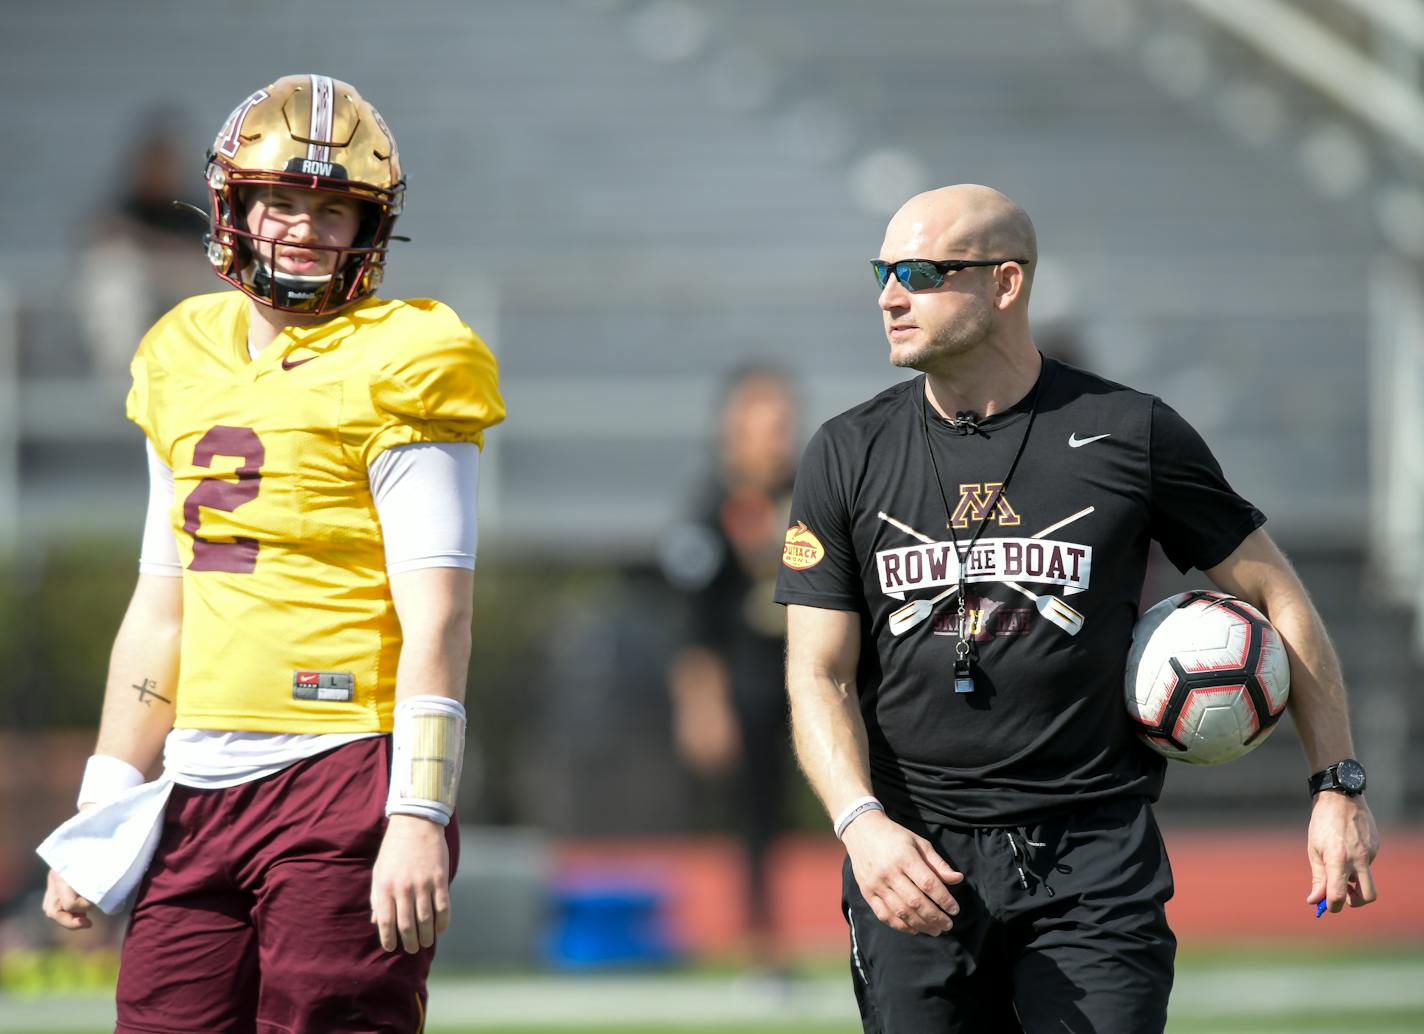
[1308, 758, 1367, 798]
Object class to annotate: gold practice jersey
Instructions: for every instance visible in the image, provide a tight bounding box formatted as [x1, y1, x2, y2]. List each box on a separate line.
[127, 291, 505, 733]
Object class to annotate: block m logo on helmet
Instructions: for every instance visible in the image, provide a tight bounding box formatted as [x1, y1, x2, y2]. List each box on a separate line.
[950, 482, 1021, 529]
[215, 89, 269, 159]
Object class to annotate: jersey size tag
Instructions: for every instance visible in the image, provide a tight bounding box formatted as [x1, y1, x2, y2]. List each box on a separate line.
[292, 670, 355, 702]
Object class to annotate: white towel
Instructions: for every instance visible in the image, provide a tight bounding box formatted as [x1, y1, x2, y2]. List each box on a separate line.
[36, 778, 175, 915]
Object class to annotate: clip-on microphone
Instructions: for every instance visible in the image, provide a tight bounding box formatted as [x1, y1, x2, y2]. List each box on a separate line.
[949, 410, 981, 435]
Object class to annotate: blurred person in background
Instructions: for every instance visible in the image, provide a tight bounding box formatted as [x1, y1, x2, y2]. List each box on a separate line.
[38, 75, 504, 1031]
[776, 184, 1378, 1033]
[664, 365, 799, 976]
[77, 111, 211, 378]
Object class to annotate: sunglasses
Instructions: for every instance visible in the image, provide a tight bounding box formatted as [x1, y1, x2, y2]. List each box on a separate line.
[871, 258, 1030, 292]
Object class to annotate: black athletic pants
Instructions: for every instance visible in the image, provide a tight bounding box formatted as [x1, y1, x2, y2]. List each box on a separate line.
[842, 796, 1176, 1034]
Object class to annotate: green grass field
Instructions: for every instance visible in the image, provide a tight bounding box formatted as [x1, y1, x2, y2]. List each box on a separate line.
[2, 944, 1420, 1033]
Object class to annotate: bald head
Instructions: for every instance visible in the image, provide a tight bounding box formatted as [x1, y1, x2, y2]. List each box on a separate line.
[876, 184, 1041, 375]
[884, 184, 1037, 275]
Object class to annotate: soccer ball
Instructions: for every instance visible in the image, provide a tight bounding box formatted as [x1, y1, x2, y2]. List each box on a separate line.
[1125, 590, 1291, 765]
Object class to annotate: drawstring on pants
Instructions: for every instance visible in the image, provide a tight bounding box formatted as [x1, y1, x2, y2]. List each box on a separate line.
[1004, 828, 1047, 892]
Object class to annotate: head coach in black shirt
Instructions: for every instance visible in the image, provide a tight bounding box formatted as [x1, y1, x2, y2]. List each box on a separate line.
[774, 184, 1379, 1034]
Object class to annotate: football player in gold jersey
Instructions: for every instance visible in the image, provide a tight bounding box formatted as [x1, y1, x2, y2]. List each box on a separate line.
[40, 75, 505, 1031]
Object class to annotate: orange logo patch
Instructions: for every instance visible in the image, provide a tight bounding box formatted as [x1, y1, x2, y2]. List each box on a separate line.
[782, 521, 826, 570]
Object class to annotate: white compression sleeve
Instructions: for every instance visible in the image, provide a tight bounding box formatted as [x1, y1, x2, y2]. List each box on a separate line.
[138, 440, 181, 577]
[369, 442, 480, 574]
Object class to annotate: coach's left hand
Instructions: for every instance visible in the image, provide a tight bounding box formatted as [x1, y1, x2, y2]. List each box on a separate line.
[1306, 791, 1379, 914]
[371, 814, 452, 953]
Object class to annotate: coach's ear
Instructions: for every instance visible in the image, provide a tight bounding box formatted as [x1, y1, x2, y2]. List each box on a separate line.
[992, 260, 1029, 312]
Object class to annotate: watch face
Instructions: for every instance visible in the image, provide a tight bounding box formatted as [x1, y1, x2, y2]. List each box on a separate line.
[1337, 759, 1367, 793]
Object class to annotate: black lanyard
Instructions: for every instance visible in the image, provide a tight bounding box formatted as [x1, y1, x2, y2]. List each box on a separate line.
[918, 360, 1049, 693]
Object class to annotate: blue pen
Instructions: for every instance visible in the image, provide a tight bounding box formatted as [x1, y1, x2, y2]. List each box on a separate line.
[1315, 900, 1327, 919]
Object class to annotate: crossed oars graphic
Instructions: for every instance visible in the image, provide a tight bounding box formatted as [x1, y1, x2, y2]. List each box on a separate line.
[876, 507, 1095, 636]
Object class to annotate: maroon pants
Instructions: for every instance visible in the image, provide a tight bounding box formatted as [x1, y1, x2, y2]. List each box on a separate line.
[115, 736, 459, 1034]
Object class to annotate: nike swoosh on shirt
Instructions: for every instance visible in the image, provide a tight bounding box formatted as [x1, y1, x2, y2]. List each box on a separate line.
[281, 354, 318, 370]
[1068, 432, 1111, 448]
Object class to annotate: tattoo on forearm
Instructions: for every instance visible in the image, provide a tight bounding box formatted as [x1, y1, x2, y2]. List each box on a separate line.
[132, 679, 172, 707]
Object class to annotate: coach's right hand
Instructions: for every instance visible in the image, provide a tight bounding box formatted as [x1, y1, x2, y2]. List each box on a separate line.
[841, 810, 963, 935]
[42, 870, 94, 931]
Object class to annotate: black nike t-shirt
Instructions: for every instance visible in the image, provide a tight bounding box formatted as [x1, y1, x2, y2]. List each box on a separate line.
[773, 357, 1265, 827]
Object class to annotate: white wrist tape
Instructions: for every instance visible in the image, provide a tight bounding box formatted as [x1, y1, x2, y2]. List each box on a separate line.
[834, 796, 885, 840]
[386, 695, 466, 826]
[77, 754, 146, 809]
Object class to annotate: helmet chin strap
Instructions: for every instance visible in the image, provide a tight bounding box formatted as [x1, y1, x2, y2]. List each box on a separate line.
[248, 261, 337, 310]
[264, 264, 334, 289]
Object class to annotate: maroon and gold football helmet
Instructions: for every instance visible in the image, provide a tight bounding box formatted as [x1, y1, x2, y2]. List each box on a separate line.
[205, 74, 403, 314]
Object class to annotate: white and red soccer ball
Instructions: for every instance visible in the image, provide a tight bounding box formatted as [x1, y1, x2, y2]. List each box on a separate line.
[1125, 590, 1291, 765]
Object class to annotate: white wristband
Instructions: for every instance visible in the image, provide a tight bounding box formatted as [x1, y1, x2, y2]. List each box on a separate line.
[386, 695, 467, 826]
[833, 796, 885, 840]
[77, 754, 146, 809]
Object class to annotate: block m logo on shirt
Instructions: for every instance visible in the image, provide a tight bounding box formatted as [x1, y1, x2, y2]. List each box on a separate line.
[950, 482, 1021, 529]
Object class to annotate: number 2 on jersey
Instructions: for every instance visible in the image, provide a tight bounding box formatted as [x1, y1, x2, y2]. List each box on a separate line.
[183, 425, 265, 573]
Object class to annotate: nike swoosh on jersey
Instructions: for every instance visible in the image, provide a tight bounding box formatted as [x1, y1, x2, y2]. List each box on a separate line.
[281, 354, 319, 370]
[1068, 432, 1111, 448]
